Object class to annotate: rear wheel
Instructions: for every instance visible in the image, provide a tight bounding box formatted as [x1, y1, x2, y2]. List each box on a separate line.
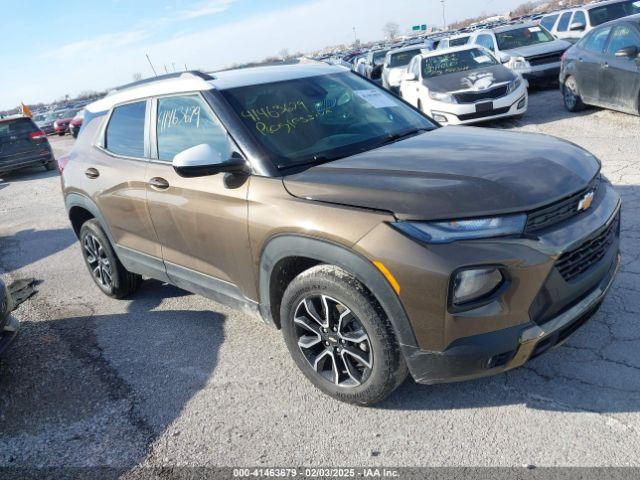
[281, 265, 407, 406]
[563, 76, 585, 112]
[79, 219, 142, 299]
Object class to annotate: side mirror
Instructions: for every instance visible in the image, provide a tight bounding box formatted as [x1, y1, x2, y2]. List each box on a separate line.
[172, 144, 248, 178]
[498, 52, 511, 64]
[615, 45, 639, 59]
[569, 22, 586, 31]
[402, 72, 417, 81]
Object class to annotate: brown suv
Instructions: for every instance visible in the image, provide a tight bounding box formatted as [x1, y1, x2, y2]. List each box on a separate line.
[60, 66, 621, 405]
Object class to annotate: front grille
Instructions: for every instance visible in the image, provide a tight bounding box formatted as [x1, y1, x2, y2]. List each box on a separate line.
[457, 106, 510, 121]
[454, 85, 509, 103]
[525, 177, 600, 233]
[527, 50, 564, 66]
[556, 211, 620, 282]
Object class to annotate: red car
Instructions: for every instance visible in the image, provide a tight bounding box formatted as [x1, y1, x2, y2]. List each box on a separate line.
[69, 109, 84, 138]
[53, 108, 80, 136]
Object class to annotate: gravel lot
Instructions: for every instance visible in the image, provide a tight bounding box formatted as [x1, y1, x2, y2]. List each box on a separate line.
[1, 89, 639, 469]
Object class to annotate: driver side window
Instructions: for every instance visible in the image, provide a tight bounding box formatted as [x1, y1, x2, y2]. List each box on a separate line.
[606, 25, 640, 56]
[156, 95, 230, 162]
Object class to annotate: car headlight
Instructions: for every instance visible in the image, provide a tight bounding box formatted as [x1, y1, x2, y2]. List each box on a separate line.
[507, 76, 523, 94]
[392, 214, 527, 244]
[506, 56, 532, 74]
[428, 91, 457, 104]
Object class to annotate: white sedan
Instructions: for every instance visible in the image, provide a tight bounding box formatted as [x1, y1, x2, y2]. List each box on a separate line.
[399, 45, 528, 125]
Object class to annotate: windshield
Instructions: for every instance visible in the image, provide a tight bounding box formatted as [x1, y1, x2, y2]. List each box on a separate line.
[589, 0, 640, 26]
[221, 72, 435, 169]
[422, 48, 498, 78]
[388, 49, 422, 67]
[449, 36, 470, 46]
[372, 50, 388, 64]
[495, 26, 554, 50]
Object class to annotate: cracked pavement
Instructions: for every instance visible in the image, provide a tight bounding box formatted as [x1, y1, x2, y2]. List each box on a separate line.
[0, 89, 639, 468]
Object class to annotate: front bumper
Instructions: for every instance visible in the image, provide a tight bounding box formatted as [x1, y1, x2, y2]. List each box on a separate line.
[407, 252, 619, 384]
[523, 62, 561, 84]
[428, 87, 528, 125]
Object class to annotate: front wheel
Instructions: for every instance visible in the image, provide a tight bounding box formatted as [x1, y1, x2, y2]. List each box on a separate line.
[563, 76, 585, 112]
[79, 219, 142, 299]
[281, 265, 407, 406]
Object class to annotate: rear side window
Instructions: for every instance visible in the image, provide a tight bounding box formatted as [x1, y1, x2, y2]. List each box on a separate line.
[0, 118, 38, 143]
[476, 34, 496, 51]
[557, 12, 573, 32]
[156, 95, 230, 162]
[449, 36, 470, 46]
[105, 101, 146, 157]
[540, 14, 559, 31]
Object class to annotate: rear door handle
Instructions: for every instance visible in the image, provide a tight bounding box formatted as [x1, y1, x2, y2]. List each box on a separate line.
[85, 167, 99, 179]
[148, 177, 170, 190]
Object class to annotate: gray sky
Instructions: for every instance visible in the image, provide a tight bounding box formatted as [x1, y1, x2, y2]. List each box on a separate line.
[0, 0, 526, 109]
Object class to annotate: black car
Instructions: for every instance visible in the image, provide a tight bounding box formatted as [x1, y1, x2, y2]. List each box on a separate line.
[0, 117, 56, 175]
[0, 279, 18, 357]
[561, 14, 640, 115]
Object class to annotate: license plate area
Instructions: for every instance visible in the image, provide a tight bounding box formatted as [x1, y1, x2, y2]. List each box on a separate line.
[476, 101, 494, 113]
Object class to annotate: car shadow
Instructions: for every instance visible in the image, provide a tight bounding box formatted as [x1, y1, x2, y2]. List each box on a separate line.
[0, 166, 59, 183]
[0, 280, 225, 469]
[0, 228, 76, 273]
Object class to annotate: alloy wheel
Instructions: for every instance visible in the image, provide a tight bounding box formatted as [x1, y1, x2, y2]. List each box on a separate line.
[83, 233, 113, 289]
[293, 295, 373, 387]
[564, 79, 578, 109]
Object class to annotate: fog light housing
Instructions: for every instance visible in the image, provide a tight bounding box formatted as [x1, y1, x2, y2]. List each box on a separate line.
[517, 97, 526, 109]
[453, 267, 504, 305]
[432, 113, 448, 123]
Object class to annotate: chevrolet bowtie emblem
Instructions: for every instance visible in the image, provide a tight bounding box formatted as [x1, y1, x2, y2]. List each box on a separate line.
[577, 191, 594, 212]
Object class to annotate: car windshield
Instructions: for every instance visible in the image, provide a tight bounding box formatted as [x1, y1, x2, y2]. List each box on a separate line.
[589, 0, 640, 26]
[372, 50, 388, 64]
[388, 49, 422, 67]
[220, 72, 435, 169]
[422, 48, 498, 78]
[449, 36, 470, 46]
[495, 26, 555, 50]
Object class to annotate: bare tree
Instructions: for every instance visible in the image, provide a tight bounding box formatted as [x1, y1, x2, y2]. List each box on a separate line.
[383, 22, 400, 41]
[279, 48, 290, 61]
[132, 72, 143, 81]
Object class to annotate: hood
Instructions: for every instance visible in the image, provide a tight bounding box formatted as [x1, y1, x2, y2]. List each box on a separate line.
[423, 65, 516, 93]
[504, 39, 571, 58]
[283, 126, 599, 220]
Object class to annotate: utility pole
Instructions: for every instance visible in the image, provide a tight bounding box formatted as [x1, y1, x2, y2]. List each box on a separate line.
[440, 0, 447, 31]
[352, 26, 357, 45]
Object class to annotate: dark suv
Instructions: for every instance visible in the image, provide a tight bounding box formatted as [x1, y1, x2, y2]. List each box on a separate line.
[60, 66, 621, 405]
[0, 117, 56, 175]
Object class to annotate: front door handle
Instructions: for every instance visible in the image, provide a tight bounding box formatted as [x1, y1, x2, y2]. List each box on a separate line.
[148, 177, 170, 190]
[85, 167, 99, 179]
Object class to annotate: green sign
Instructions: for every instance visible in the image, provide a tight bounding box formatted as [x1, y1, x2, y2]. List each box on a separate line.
[412, 24, 428, 31]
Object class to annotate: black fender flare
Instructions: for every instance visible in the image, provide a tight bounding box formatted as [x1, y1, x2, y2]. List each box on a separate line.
[64, 193, 115, 243]
[258, 234, 419, 350]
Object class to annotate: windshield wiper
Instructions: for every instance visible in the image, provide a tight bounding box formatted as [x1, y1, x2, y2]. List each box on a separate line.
[373, 127, 430, 149]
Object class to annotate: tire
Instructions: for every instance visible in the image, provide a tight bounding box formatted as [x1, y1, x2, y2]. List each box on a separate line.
[281, 265, 408, 406]
[79, 219, 142, 299]
[44, 160, 56, 171]
[563, 76, 585, 112]
[58, 132, 65, 136]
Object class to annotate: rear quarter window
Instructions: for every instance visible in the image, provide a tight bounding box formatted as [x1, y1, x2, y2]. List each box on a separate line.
[105, 101, 147, 158]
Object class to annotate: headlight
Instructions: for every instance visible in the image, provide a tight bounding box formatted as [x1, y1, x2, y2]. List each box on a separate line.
[428, 91, 457, 103]
[507, 76, 523, 94]
[506, 56, 532, 74]
[393, 214, 526, 244]
[452, 268, 504, 305]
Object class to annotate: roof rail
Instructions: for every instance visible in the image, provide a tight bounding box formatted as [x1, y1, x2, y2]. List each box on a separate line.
[109, 70, 216, 95]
